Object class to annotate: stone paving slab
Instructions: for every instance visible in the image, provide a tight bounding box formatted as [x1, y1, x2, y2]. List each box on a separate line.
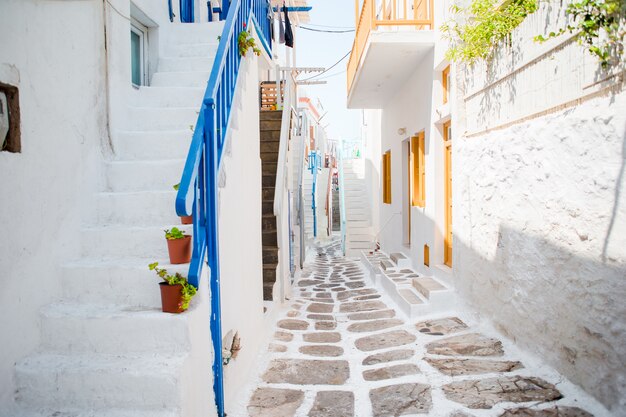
[308, 391, 355, 417]
[248, 388, 304, 417]
[277, 319, 309, 331]
[355, 330, 417, 352]
[303, 332, 341, 343]
[347, 318, 404, 333]
[299, 344, 344, 357]
[442, 376, 562, 409]
[362, 349, 414, 366]
[426, 333, 504, 356]
[340, 300, 388, 313]
[415, 317, 468, 336]
[499, 406, 594, 417]
[425, 357, 523, 376]
[262, 359, 350, 385]
[370, 383, 432, 416]
[363, 363, 421, 381]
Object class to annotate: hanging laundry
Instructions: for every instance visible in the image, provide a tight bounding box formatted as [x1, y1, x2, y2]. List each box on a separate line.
[284, 4, 294, 48]
[278, 5, 286, 44]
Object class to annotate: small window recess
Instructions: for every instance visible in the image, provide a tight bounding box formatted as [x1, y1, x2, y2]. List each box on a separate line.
[130, 18, 149, 87]
[0, 82, 20, 153]
[424, 244, 430, 267]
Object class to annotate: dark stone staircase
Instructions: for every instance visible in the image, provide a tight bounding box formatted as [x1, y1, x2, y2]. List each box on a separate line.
[260, 110, 282, 300]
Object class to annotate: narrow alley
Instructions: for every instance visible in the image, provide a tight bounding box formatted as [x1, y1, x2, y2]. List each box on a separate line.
[234, 240, 601, 417]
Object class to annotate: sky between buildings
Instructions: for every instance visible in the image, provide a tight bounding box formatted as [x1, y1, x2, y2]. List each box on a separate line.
[293, 0, 361, 143]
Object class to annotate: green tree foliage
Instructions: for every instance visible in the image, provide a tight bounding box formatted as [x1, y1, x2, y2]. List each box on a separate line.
[535, 0, 625, 68]
[442, 0, 539, 64]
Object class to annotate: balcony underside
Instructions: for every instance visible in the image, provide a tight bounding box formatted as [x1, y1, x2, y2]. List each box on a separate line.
[347, 30, 434, 109]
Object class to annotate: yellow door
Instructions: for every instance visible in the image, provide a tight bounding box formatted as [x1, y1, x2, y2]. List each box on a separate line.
[443, 122, 452, 267]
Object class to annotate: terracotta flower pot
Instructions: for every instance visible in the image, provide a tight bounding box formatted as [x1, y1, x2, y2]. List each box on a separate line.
[166, 235, 192, 264]
[180, 215, 193, 225]
[159, 282, 184, 313]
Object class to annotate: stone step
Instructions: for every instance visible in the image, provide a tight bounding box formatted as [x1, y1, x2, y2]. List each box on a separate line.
[112, 130, 192, 161]
[130, 86, 205, 108]
[126, 107, 199, 131]
[263, 282, 274, 301]
[262, 161, 277, 175]
[263, 264, 277, 283]
[260, 130, 280, 142]
[151, 71, 210, 88]
[260, 119, 282, 130]
[59, 258, 194, 308]
[260, 151, 279, 163]
[157, 56, 214, 72]
[390, 252, 411, 268]
[412, 277, 450, 302]
[15, 353, 186, 410]
[91, 191, 179, 227]
[40, 303, 195, 354]
[262, 230, 277, 246]
[167, 21, 224, 45]
[164, 42, 219, 58]
[105, 159, 185, 192]
[260, 140, 280, 153]
[262, 214, 277, 231]
[80, 224, 192, 259]
[259, 110, 282, 121]
[262, 187, 275, 201]
[262, 247, 279, 264]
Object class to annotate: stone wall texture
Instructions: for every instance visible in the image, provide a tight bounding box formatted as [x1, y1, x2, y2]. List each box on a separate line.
[455, 91, 626, 411]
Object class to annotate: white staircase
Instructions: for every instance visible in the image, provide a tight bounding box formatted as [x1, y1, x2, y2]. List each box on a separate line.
[12, 22, 223, 417]
[342, 158, 375, 255]
[302, 170, 315, 238]
[362, 251, 456, 317]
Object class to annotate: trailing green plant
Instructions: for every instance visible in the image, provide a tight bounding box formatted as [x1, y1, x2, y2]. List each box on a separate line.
[164, 227, 186, 240]
[534, 0, 625, 68]
[173, 183, 180, 191]
[149, 262, 197, 310]
[238, 23, 261, 57]
[442, 0, 539, 64]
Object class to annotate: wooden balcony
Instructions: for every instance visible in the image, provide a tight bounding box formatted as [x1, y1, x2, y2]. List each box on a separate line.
[347, 0, 435, 108]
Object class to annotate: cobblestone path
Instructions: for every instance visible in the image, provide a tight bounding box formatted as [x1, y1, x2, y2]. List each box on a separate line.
[244, 242, 597, 417]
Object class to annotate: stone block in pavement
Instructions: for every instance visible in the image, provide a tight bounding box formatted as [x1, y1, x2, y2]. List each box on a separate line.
[442, 376, 562, 409]
[308, 391, 354, 417]
[303, 332, 342, 343]
[355, 330, 416, 352]
[340, 300, 388, 313]
[263, 359, 349, 385]
[278, 319, 309, 331]
[299, 345, 344, 357]
[363, 363, 421, 381]
[426, 333, 504, 356]
[370, 383, 431, 416]
[425, 358, 523, 376]
[415, 317, 468, 336]
[248, 388, 304, 417]
[347, 319, 404, 333]
[499, 406, 593, 417]
[362, 349, 414, 366]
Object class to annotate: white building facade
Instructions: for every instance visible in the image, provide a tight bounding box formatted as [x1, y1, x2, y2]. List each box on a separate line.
[348, 0, 625, 412]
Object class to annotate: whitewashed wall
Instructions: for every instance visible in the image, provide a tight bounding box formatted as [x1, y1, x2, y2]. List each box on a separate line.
[217, 52, 268, 408]
[454, 1, 626, 411]
[0, 0, 107, 409]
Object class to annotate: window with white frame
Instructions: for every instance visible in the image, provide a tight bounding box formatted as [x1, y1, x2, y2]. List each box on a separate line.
[130, 19, 148, 86]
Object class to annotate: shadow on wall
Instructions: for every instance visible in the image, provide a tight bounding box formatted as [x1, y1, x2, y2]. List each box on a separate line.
[602, 129, 625, 261]
[455, 223, 626, 411]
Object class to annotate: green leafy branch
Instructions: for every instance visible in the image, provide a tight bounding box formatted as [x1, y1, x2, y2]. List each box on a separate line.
[534, 0, 625, 68]
[164, 227, 186, 240]
[149, 262, 197, 311]
[442, 0, 539, 64]
[238, 25, 261, 57]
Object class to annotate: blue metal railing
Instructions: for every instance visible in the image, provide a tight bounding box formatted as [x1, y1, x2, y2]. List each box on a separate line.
[338, 150, 347, 255]
[174, 0, 271, 416]
[308, 151, 321, 238]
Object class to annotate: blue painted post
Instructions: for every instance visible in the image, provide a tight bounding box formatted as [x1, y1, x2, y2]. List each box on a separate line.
[168, 0, 174, 22]
[221, 0, 231, 20]
[208, 1, 213, 21]
[205, 101, 225, 417]
[180, 0, 195, 22]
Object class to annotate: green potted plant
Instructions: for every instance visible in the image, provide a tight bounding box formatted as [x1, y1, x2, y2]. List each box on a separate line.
[238, 23, 261, 57]
[149, 262, 197, 313]
[165, 227, 191, 264]
[173, 183, 193, 224]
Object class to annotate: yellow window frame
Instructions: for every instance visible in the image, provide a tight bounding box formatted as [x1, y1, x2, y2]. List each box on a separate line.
[410, 132, 425, 207]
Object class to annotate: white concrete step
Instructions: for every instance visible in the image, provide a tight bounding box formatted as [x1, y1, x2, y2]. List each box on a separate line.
[347, 241, 376, 249]
[131, 86, 205, 107]
[165, 42, 218, 58]
[346, 219, 370, 228]
[412, 276, 452, 303]
[167, 21, 224, 45]
[15, 353, 185, 410]
[80, 224, 192, 259]
[126, 107, 199, 131]
[390, 252, 411, 268]
[40, 302, 195, 354]
[60, 258, 175, 307]
[9, 408, 179, 417]
[92, 191, 180, 227]
[347, 234, 374, 242]
[158, 56, 214, 72]
[105, 159, 185, 192]
[112, 130, 192, 161]
[151, 71, 210, 88]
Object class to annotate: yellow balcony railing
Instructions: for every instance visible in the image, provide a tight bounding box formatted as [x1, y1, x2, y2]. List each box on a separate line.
[347, 0, 434, 94]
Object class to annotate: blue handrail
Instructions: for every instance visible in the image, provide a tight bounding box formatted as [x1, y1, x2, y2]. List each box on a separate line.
[174, 0, 271, 416]
[308, 151, 321, 238]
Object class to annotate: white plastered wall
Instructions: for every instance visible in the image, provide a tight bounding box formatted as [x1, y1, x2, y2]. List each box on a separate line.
[0, 0, 108, 409]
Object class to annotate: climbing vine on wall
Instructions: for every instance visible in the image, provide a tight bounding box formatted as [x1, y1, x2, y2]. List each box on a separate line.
[441, 0, 539, 64]
[534, 0, 625, 68]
